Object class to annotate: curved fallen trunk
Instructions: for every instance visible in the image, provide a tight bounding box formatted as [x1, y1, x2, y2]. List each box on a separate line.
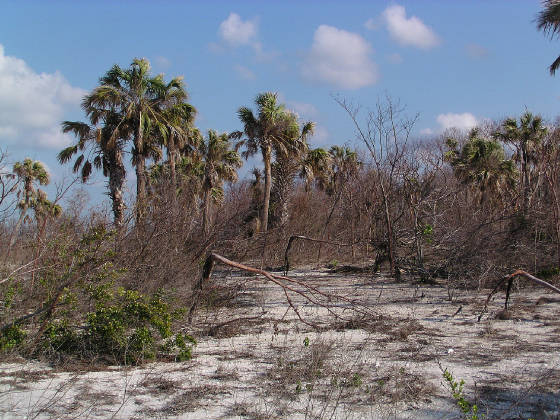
[188, 252, 377, 327]
[478, 269, 560, 321]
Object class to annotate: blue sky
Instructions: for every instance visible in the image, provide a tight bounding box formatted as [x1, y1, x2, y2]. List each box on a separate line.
[0, 0, 559, 205]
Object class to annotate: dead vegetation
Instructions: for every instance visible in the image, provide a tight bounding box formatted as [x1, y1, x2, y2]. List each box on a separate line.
[1, 88, 560, 419]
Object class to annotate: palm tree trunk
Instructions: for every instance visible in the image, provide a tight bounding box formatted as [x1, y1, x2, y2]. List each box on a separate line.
[168, 131, 177, 208]
[522, 147, 530, 217]
[202, 190, 211, 235]
[262, 146, 272, 232]
[108, 149, 126, 231]
[135, 116, 146, 224]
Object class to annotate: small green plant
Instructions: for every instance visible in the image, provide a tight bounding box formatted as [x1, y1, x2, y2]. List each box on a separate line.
[420, 223, 434, 243]
[442, 368, 482, 420]
[326, 259, 339, 269]
[303, 336, 310, 347]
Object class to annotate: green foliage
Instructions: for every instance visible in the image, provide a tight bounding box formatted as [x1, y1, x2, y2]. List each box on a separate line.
[41, 285, 195, 364]
[445, 129, 517, 203]
[442, 368, 482, 420]
[0, 324, 26, 351]
[0, 285, 26, 351]
[419, 223, 434, 243]
[1, 284, 18, 311]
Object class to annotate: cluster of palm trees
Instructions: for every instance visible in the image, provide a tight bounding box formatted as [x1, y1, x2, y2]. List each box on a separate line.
[445, 112, 547, 210]
[59, 58, 193, 229]
[59, 61, 321, 235]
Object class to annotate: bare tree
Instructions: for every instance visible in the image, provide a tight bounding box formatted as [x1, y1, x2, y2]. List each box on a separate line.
[336, 94, 418, 280]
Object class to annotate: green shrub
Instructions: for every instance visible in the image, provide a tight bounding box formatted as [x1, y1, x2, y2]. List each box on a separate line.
[0, 324, 26, 351]
[41, 286, 195, 364]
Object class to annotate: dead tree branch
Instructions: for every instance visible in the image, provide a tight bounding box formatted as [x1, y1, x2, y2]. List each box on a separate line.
[188, 252, 377, 327]
[478, 269, 560, 321]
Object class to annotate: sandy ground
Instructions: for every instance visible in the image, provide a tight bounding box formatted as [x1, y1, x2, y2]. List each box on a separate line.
[1, 267, 559, 420]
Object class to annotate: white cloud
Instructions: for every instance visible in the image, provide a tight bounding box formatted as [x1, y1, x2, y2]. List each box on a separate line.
[219, 13, 258, 47]
[383, 5, 440, 49]
[0, 44, 86, 149]
[436, 113, 478, 132]
[276, 93, 319, 120]
[364, 17, 381, 31]
[234, 64, 256, 80]
[216, 13, 277, 61]
[302, 25, 378, 90]
[465, 43, 489, 59]
[420, 128, 434, 136]
[287, 101, 319, 118]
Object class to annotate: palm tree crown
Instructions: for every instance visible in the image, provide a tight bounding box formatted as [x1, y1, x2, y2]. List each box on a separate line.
[537, 0, 560, 74]
[446, 129, 517, 203]
[83, 58, 189, 222]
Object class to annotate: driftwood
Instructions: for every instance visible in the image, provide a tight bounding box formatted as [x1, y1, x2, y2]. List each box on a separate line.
[478, 269, 560, 321]
[188, 252, 377, 327]
[284, 235, 355, 275]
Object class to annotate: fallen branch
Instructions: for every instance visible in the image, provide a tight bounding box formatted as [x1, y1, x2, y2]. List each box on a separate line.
[284, 235, 355, 275]
[188, 252, 377, 327]
[478, 269, 560, 321]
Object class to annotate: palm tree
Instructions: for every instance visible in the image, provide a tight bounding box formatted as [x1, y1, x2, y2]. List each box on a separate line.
[6, 159, 50, 256]
[445, 129, 517, 204]
[199, 130, 242, 234]
[160, 103, 197, 203]
[234, 92, 313, 232]
[270, 114, 314, 227]
[59, 115, 128, 229]
[83, 58, 188, 222]
[327, 146, 361, 196]
[300, 147, 333, 191]
[494, 111, 547, 215]
[537, 0, 560, 75]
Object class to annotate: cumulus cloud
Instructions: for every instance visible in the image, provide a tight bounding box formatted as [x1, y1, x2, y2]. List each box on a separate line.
[0, 44, 86, 149]
[465, 43, 489, 59]
[216, 13, 277, 61]
[234, 64, 256, 80]
[436, 112, 478, 132]
[219, 13, 258, 46]
[383, 5, 440, 49]
[302, 25, 378, 90]
[364, 17, 381, 31]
